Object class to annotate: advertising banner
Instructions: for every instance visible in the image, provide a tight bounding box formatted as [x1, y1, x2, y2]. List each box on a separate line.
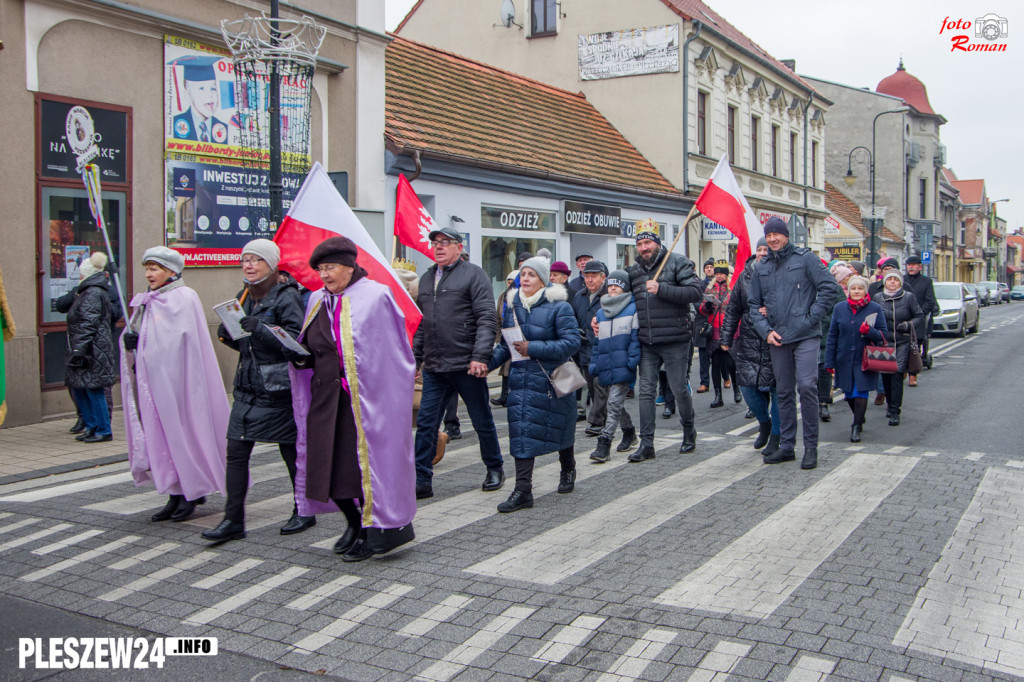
[40, 99, 128, 182]
[164, 36, 243, 158]
[578, 25, 679, 81]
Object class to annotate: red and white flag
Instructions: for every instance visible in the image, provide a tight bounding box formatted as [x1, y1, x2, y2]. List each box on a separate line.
[394, 174, 437, 258]
[695, 156, 765, 286]
[274, 162, 422, 344]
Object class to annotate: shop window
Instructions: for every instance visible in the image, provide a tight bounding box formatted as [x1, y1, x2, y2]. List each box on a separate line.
[616, 243, 637, 271]
[481, 236, 556, 297]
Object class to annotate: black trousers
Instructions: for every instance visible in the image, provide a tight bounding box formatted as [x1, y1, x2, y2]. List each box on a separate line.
[845, 397, 867, 426]
[881, 373, 905, 414]
[443, 393, 460, 431]
[514, 447, 575, 493]
[710, 348, 736, 391]
[224, 439, 298, 523]
[818, 365, 833, 405]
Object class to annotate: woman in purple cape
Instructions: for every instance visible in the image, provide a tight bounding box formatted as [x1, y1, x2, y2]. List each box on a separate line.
[290, 236, 416, 562]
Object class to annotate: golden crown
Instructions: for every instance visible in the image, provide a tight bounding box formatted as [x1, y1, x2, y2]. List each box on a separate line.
[391, 258, 417, 272]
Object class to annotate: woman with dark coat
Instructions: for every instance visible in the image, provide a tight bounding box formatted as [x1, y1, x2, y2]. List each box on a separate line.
[489, 257, 581, 513]
[825, 275, 889, 442]
[872, 270, 924, 426]
[202, 239, 310, 544]
[65, 252, 116, 443]
[699, 260, 739, 408]
[720, 243, 780, 455]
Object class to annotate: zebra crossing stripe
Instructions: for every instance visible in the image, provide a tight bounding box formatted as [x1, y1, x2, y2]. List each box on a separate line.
[186, 494, 294, 531]
[292, 583, 415, 653]
[191, 558, 264, 589]
[0, 517, 39, 535]
[595, 628, 676, 682]
[892, 467, 1024, 677]
[415, 605, 535, 681]
[397, 595, 474, 638]
[183, 566, 309, 626]
[0, 472, 133, 502]
[99, 554, 215, 602]
[108, 542, 180, 570]
[285, 575, 360, 611]
[656, 453, 918, 617]
[0, 523, 73, 553]
[783, 654, 836, 681]
[21, 535, 141, 582]
[686, 641, 751, 681]
[531, 615, 605, 664]
[466, 446, 761, 584]
[33, 529, 105, 555]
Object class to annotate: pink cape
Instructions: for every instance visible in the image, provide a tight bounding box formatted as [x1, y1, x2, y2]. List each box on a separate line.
[120, 285, 228, 499]
[290, 278, 417, 529]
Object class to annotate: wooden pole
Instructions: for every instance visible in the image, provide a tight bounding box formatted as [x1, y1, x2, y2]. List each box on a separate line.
[651, 204, 702, 281]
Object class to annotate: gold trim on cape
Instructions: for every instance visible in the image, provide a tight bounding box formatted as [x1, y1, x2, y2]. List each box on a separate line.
[338, 296, 374, 527]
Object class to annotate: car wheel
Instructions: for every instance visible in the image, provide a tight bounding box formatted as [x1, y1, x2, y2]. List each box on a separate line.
[957, 314, 966, 337]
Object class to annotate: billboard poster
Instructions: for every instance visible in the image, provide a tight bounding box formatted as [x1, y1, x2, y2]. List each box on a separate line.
[165, 153, 303, 267]
[40, 99, 129, 182]
[578, 25, 679, 81]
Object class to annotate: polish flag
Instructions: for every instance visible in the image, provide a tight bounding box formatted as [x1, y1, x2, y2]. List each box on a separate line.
[394, 174, 437, 258]
[694, 156, 765, 286]
[274, 162, 422, 344]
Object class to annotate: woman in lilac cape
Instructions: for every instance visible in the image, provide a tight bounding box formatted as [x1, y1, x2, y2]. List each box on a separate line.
[290, 236, 416, 562]
[120, 246, 228, 522]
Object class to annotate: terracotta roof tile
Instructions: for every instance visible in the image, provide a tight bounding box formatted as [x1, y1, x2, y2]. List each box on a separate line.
[940, 166, 959, 187]
[876, 61, 939, 117]
[824, 182, 904, 244]
[951, 179, 985, 205]
[385, 37, 682, 197]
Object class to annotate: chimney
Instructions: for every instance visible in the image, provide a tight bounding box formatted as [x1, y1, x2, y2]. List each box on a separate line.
[781, 59, 796, 71]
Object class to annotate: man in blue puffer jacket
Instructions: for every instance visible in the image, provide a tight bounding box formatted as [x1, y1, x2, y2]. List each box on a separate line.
[588, 270, 641, 463]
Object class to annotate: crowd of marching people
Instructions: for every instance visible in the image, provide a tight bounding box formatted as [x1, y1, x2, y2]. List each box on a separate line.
[59, 214, 937, 559]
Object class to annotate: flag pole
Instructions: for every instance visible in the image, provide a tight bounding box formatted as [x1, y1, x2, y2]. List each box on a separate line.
[652, 204, 702, 282]
[82, 165, 129, 322]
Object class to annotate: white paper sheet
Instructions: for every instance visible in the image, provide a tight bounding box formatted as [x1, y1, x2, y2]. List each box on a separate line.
[501, 327, 526, 362]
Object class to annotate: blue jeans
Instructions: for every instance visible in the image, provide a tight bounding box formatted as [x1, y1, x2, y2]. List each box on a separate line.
[70, 387, 111, 436]
[414, 370, 503, 486]
[739, 385, 780, 435]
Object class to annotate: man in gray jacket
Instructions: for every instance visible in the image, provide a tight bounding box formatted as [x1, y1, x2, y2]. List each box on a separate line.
[748, 218, 839, 470]
[413, 227, 504, 499]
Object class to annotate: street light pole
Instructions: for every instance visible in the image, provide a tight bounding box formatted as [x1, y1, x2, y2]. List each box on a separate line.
[869, 108, 910, 267]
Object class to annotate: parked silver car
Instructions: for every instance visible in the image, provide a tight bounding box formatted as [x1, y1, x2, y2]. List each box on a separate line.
[932, 282, 980, 337]
[966, 283, 990, 306]
[979, 281, 1002, 305]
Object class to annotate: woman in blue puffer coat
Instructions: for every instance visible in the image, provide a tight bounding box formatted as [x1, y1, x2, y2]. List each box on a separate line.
[489, 257, 581, 513]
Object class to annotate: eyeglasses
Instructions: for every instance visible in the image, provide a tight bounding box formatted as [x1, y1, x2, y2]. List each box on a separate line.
[430, 239, 458, 248]
[317, 263, 343, 274]
[241, 257, 264, 266]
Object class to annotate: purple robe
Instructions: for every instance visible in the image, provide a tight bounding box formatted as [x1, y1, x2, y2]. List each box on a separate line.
[121, 283, 228, 499]
[290, 278, 417, 531]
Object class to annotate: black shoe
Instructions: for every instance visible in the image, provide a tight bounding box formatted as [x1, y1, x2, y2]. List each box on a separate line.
[819, 404, 831, 422]
[626, 389, 635, 398]
[734, 386, 743, 403]
[151, 495, 183, 522]
[761, 434, 781, 458]
[628, 443, 656, 462]
[679, 426, 697, 454]
[590, 436, 612, 463]
[82, 432, 113, 443]
[69, 417, 86, 434]
[801, 448, 818, 470]
[576, 412, 587, 422]
[753, 421, 772, 450]
[764, 448, 795, 464]
[850, 424, 862, 443]
[75, 428, 96, 442]
[709, 390, 724, 408]
[662, 405, 675, 419]
[584, 424, 603, 437]
[333, 526, 359, 554]
[744, 409, 754, 419]
[889, 414, 901, 426]
[342, 538, 375, 562]
[482, 468, 505, 491]
[201, 519, 246, 543]
[558, 469, 576, 494]
[616, 428, 638, 453]
[280, 513, 317, 535]
[490, 395, 507, 407]
[415, 484, 434, 499]
[497, 490, 534, 513]
[170, 496, 205, 522]
[444, 427, 462, 440]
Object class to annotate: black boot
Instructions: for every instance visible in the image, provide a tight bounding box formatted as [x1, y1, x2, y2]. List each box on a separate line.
[801, 448, 818, 470]
[170, 496, 205, 522]
[280, 512, 317, 535]
[201, 519, 246, 543]
[628, 443, 656, 462]
[616, 428, 638, 453]
[753, 421, 772, 449]
[497, 489, 534, 513]
[151, 495, 183, 522]
[590, 436, 612, 463]
[761, 434, 780, 458]
[850, 424, 862, 442]
[819, 403, 831, 422]
[679, 426, 697, 454]
[889, 410, 901, 426]
[764, 448, 796, 464]
[558, 469, 576, 494]
[333, 525, 360, 555]
[709, 389, 724, 408]
[69, 417, 86, 434]
[75, 428, 96, 442]
[490, 377, 509, 406]
[733, 384, 743, 403]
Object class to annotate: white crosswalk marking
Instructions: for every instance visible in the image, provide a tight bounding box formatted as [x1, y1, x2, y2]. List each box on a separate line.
[186, 494, 294, 530]
[98, 554, 215, 602]
[293, 583, 415, 653]
[0, 517, 39, 535]
[191, 558, 263, 589]
[885, 446, 908, 454]
[686, 641, 751, 681]
[415, 605, 535, 681]
[285, 575, 360, 611]
[784, 654, 836, 681]
[893, 467, 1024, 677]
[33, 529, 105, 555]
[0, 523, 73, 553]
[921, 451, 940, 457]
[21, 535, 141, 582]
[657, 454, 919, 617]
[107, 542, 180, 570]
[531, 615, 605, 663]
[0, 472, 133, 502]
[397, 595, 474, 638]
[596, 628, 676, 681]
[183, 566, 308, 626]
[966, 451, 985, 461]
[0, 512, 11, 521]
[466, 446, 761, 584]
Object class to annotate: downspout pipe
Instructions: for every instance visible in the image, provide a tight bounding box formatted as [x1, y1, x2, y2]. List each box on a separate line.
[681, 21, 702, 196]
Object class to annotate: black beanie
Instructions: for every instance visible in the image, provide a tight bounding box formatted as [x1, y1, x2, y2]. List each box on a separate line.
[309, 236, 358, 269]
[763, 217, 789, 238]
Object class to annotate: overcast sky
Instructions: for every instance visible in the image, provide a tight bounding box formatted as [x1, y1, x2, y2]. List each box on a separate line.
[385, 1, 1022, 231]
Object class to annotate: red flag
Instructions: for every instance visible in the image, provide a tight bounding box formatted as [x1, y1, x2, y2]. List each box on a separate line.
[394, 173, 438, 258]
[695, 156, 765, 287]
[274, 162, 422, 344]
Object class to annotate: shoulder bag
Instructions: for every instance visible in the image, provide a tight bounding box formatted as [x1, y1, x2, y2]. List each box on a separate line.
[906, 323, 924, 374]
[510, 299, 586, 398]
[862, 341, 898, 374]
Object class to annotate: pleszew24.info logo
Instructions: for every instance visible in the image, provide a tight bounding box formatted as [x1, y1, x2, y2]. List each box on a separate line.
[941, 14, 1008, 52]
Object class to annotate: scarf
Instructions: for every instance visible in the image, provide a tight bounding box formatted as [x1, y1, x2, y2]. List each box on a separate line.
[848, 295, 869, 315]
[599, 292, 632, 319]
[519, 287, 545, 312]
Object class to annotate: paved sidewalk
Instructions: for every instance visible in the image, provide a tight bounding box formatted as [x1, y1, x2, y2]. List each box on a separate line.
[0, 413, 128, 484]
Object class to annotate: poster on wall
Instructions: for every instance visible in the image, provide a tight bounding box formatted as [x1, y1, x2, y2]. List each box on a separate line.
[39, 98, 128, 182]
[578, 25, 679, 81]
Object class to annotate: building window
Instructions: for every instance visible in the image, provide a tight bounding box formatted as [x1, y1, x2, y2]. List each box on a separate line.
[789, 132, 797, 182]
[771, 125, 779, 178]
[919, 178, 928, 219]
[530, 0, 557, 36]
[696, 92, 707, 156]
[811, 140, 818, 188]
[727, 105, 736, 164]
[750, 116, 760, 172]
[960, 220, 966, 246]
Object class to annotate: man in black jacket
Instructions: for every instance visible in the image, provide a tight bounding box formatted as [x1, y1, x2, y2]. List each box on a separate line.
[627, 227, 703, 460]
[748, 218, 839, 470]
[572, 259, 608, 435]
[904, 255, 938, 385]
[413, 227, 504, 499]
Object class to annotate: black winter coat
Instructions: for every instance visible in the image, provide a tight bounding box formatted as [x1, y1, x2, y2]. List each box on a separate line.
[904, 272, 938, 336]
[219, 281, 305, 443]
[571, 284, 605, 366]
[721, 259, 774, 389]
[65, 273, 116, 390]
[414, 260, 498, 372]
[872, 289, 924, 374]
[627, 248, 702, 346]
[748, 242, 841, 344]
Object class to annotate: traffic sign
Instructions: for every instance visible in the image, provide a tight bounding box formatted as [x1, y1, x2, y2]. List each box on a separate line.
[921, 251, 932, 263]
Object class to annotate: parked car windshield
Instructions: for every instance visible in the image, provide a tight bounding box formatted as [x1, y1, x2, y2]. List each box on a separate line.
[1013, 286, 1024, 292]
[934, 283, 962, 299]
[980, 281, 998, 289]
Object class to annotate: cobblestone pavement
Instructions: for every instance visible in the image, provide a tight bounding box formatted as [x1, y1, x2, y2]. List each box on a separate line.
[1, 311, 1023, 681]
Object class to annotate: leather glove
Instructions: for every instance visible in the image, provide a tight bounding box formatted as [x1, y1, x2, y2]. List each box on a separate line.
[896, 321, 909, 332]
[239, 316, 262, 333]
[859, 321, 871, 334]
[68, 350, 87, 368]
[122, 332, 139, 351]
